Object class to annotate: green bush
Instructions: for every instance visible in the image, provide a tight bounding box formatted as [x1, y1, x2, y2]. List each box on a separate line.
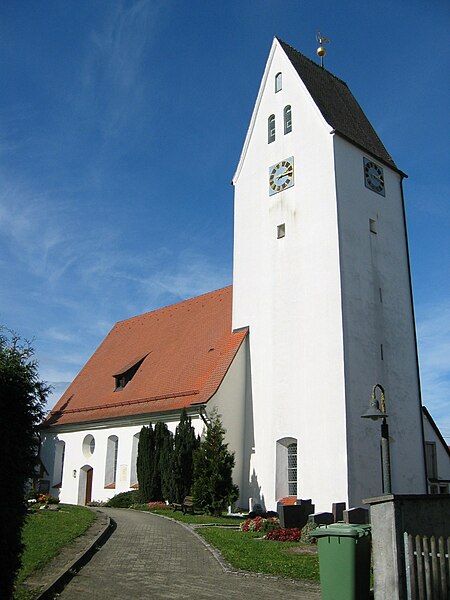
[192, 409, 239, 516]
[0, 330, 49, 600]
[104, 490, 140, 508]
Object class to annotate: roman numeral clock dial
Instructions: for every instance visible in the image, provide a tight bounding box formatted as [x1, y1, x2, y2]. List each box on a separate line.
[269, 157, 294, 195]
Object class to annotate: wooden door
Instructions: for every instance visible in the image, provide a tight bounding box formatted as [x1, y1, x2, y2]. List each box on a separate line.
[85, 467, 93, 505]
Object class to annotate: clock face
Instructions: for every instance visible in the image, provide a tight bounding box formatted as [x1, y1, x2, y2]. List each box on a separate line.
[364, 158, 385, 196]
[269, 157, 294, 195]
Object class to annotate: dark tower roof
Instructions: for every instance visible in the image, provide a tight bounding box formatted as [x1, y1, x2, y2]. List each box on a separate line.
[278, 38, 398, 171]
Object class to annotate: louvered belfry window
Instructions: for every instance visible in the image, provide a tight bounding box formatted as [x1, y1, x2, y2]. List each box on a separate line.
[284, 105, 292, 134]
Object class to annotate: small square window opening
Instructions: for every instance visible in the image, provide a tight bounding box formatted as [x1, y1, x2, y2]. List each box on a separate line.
[277, 224, 286, 239]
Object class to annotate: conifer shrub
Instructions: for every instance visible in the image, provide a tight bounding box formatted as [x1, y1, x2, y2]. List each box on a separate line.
[192, 409, 239, 516]
[136, 424, 155, 502]
[152, 421, 173, 501]
[171, 408, 200, 503]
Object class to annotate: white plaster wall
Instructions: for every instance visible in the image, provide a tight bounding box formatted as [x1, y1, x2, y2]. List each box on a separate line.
[232, 39, 348, 512]
[40, 416, 205, 505]
[208, 339, 248, 504]
[423, 415, 450, 481]
[334, 135, 427, 503]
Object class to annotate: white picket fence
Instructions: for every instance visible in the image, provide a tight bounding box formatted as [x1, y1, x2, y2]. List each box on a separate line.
[404, 533, 450, 599]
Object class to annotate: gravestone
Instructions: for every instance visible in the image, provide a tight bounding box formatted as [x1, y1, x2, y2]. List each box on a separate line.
[310, 512, 334, 525]
[278, 499, 315, 528]
[343, 507, 370, 524]
[332, 502, 346, 522]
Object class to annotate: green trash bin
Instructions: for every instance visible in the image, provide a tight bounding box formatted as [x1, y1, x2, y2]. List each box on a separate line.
[312, 523, 371, 600]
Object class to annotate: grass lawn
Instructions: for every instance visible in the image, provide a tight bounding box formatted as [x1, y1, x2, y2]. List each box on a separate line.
[14, 505, 96, 600]
[197, 527, 320, 581]
[132, 505, 244, 525]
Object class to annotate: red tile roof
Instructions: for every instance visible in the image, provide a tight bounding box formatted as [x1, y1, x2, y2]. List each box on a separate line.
[44, 286, 247, 428]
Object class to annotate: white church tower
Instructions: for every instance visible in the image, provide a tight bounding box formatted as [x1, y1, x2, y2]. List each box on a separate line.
[232, 38, 427, 511]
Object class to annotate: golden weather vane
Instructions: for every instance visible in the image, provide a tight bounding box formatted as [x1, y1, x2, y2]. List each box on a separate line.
[316, 32, 330, 68]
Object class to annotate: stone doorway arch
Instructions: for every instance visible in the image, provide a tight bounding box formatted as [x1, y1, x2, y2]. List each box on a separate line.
[78, 465, 93, 505]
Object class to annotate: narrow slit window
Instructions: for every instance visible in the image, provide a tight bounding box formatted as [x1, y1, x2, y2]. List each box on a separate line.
[277, 224, 285, 239]
[380, 344, 384, 360]
[369, 218, 377, 234]
[284, 105, 292, 134]
[275, 72, 282, 92]
[268, 114, 275, 144]
[104, 435, 119, 488]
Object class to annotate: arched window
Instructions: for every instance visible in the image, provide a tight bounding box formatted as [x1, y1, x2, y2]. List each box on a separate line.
[268, 114, 275, 144]
[130, 433, 140, 488]
[275, 72, 282, 93]
[287, 442, 298, 495]
[284, 105, 292, 134]
[275, 437, 298, 499]
[105, 435, 119, 488]
[53, 440, 65, 488]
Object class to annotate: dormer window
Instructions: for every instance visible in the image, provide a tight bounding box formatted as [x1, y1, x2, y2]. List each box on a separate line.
[268, 114, 276, 144]
[114, 354, 147, 391]
[284, 105, 292, 134]
[275, 72, 282, 93]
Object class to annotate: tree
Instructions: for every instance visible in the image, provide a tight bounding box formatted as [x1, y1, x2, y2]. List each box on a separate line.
[136, 424, 155, 502]
[171, 408, 200, 503]
[151, 421, 172, 501]
[159, 428, 174, 502]
[137, 422, 175, 502]
[0, 329, 49, 599]
[192, 409, 239, 516]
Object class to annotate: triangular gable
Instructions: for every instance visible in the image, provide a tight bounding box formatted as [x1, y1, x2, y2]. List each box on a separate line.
[233, 37, 331, 185]
[233, 37, 401, 185]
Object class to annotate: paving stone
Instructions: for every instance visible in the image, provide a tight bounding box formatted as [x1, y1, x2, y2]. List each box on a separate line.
[57, 508, 321, 599]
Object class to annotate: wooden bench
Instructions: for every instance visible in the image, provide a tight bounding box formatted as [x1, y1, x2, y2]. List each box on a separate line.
[172, 496, 201, 514]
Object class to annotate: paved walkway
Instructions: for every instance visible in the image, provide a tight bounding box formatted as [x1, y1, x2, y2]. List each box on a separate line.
[58, 508, 321, 599]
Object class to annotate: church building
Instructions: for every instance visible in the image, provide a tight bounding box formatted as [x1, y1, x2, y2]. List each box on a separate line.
[39, 38, 430, 511]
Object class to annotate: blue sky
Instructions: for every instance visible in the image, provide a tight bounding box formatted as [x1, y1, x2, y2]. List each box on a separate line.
[1, 1, 449, 441]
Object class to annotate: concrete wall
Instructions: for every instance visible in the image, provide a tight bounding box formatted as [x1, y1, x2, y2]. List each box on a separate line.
[366, 494, 450, 600]
[232, 38, 348, 511]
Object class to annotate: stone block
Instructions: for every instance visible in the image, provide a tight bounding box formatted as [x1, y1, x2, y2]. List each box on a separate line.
[310, 512, 334, 525]
[343, 507, 370, 524]
[332, 502, 346, 522]
[279, 505, 312, 529]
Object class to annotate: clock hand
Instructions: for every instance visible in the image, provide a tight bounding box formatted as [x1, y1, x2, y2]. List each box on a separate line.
[276, 170, 293, 180]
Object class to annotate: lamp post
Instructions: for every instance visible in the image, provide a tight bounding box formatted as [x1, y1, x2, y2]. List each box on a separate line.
[361, 383, 392, 494]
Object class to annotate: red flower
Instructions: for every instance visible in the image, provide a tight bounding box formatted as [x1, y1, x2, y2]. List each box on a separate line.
[265, 527, 302, 542]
